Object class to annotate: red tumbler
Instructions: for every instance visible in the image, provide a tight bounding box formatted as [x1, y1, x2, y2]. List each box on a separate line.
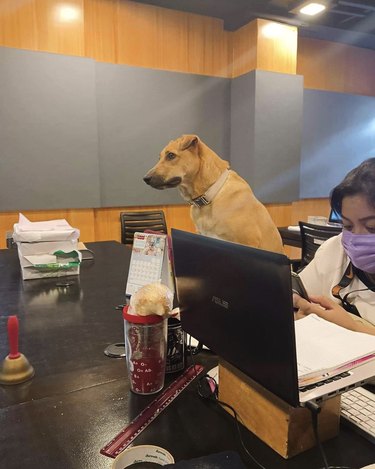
[123, 306, 167, 395]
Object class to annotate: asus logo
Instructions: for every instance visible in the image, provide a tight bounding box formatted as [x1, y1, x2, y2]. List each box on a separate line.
[212, 296, 229, 309]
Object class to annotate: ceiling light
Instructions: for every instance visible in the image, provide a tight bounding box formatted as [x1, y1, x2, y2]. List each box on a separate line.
[299, 2, 326, 16]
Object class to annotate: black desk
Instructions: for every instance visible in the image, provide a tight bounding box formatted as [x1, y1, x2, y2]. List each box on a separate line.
[278, 226, 302, 248]
[1, 241, 374, 469]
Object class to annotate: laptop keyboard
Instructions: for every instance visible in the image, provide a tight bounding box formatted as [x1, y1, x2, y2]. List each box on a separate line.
[340, 386, 375, 444]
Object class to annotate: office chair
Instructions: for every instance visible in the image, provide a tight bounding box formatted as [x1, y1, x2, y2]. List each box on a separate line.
[6, 230, 16, 249]
[298, 221, 342, 270]
[120, 210, 167, 245]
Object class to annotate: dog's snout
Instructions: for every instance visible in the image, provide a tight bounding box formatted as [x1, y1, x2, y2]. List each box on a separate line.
[143, 175, 152, 185]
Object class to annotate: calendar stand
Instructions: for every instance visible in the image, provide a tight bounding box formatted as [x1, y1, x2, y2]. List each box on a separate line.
[125, 232, 174, 298]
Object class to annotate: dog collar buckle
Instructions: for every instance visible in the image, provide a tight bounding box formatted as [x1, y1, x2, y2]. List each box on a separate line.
[190, 195, 210, 208]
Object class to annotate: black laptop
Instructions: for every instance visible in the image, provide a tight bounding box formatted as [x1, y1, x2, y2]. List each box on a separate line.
[171, 229, 375, 408]
[328, 208, 343, 226]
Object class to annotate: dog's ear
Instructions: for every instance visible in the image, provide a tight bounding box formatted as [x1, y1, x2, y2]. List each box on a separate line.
[180, 135, 199, 151]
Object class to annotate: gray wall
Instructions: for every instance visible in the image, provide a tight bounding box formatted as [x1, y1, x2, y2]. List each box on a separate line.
[231, 70, 304, 203]
[0, 47, 101, 210]
[0, 47, 230, 210]
[95, 63, 231, 206]
[1, 46, 375, 211]
[300, 89, 375, 198]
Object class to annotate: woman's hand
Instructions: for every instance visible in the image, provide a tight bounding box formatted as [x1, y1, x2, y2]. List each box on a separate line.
[293, 294, 375, 335]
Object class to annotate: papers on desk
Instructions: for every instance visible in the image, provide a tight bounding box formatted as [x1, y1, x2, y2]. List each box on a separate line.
[13, 213, 80, 242]
[13, 214, 81, 280]
[287, 225, 301, 232]
[295, 314, 375, 386]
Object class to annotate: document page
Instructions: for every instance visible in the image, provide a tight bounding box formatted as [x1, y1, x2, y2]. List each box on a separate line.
[295, 314, 375, 384]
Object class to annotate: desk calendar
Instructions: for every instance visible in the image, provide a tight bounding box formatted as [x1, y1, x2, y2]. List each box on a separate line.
[125, 232, 174, 297]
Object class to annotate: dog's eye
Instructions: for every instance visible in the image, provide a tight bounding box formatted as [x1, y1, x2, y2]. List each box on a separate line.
[166, 152, 176, 161]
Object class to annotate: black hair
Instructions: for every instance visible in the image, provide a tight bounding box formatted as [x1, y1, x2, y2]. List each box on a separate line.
[330, 158, 375, 216]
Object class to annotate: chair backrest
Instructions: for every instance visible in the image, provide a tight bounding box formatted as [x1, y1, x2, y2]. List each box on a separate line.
[120, 210, 167, 245]
[6, 230, 16, 249]
[299, 221, 342, 269]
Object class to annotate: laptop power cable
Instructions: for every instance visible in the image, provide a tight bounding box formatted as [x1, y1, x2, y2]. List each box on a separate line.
[189, 347, 266, 469]
[306, 400, 354, 469]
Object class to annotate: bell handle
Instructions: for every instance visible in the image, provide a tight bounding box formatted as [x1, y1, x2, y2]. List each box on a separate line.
[8, 315, 21, 359]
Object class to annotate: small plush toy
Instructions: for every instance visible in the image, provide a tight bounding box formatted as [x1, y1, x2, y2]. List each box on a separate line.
[129, 282, 178, 317]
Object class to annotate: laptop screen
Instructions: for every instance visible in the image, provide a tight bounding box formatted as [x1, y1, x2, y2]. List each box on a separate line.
[329, 208, 342, 224]
[171, 229, 300, 407]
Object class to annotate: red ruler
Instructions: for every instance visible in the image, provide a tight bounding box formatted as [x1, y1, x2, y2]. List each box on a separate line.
[100, 364, 204, 458]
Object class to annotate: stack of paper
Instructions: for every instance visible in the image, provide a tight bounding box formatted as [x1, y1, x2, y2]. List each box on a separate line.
[13, 213, 80, 242]
[295, 314, 375, 386]
[13, 214, 81, 280]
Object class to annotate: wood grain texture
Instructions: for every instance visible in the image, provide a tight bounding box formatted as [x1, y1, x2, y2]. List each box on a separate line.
[232, 19, 297, 77]
[256, 19, 297, 75]
[291, 198, 331, 225]
[84, 0, 117, 63]
[116, 0, 230, 76]
[231, 19, 258, 77]
[0, 0, 37, 50]
[297, 37, 375, 96]
[219, 360, 340, 459]
[0, 0, 374, 93]
[35, 0, 84, 56]
[0, 205, 197, 249]
[0, 200, 326, 250]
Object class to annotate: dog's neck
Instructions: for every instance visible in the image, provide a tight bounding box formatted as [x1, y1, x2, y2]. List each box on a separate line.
[179, 144, 229, 202]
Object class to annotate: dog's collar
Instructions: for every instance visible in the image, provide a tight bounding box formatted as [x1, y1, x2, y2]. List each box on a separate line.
[189, 169, 230, 208]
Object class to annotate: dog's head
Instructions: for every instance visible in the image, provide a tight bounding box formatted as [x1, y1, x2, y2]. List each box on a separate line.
[143, 135, 201, 190]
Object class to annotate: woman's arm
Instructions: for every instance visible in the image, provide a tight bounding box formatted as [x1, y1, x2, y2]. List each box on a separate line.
[293, 294, 375, 336]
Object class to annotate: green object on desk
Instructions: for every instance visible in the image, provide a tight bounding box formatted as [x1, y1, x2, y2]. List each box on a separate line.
[33, 250, 80, 270]
[33, 261, 80, 270]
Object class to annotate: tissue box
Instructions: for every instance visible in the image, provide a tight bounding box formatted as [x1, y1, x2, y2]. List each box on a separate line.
[13, 214, 81, 280]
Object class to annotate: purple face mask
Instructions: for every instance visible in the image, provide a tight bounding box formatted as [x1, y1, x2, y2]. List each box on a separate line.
[342, 230, 375, 274]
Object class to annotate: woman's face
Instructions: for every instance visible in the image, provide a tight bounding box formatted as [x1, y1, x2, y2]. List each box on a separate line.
[341, 194, 375, 235]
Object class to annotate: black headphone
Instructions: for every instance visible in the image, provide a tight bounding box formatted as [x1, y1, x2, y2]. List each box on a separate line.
[339, 286, 375, 317]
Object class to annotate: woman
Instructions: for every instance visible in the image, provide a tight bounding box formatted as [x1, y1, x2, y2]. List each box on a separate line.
[294, 158, 375, 336]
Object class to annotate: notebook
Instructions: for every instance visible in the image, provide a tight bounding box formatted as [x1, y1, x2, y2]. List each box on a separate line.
[171, 229, 375, 407]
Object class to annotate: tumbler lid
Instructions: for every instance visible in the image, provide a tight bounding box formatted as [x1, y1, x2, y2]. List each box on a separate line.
[123, 305, 164, 324]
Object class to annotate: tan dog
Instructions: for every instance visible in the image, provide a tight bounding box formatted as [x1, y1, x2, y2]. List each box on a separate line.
[144, 134, 284, 253]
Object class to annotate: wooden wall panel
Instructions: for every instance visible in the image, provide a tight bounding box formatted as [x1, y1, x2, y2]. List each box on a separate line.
[1, 200, 318, 250]
[297, 37, 375, 97]
[0, 209, 96, 249]
[0, 205, 197, 249]
[256, 19, 297, 75]
[232, 19, 297, 77]
[290, 198, 331, 225]
[1, 1, 374, 89]
[84, 0, 117, 63]
[35, 0, 84, 56]
[116, 0, 230, 76]
[231, 20, 258, 78]
[0, 0, 37, 50]
[186, 14, 231, 77]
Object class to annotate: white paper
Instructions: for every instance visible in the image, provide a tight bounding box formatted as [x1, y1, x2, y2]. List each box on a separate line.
[295, 314, 375, 380]
[13, 213, 80, 242]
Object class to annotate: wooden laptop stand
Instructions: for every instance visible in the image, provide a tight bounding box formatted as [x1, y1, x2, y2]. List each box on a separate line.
[218, 360, 341, 459]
